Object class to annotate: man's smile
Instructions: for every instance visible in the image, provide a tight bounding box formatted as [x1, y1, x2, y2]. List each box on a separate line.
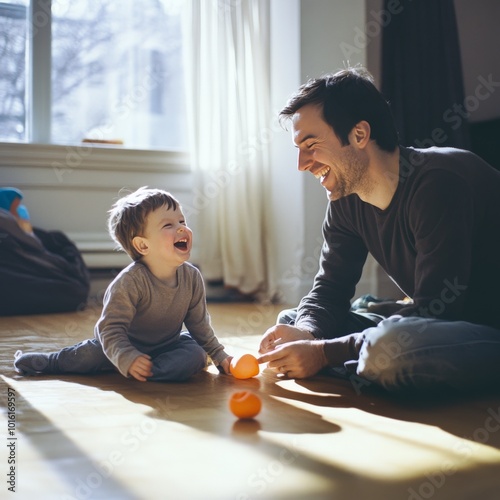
[314, 165, 331, 182]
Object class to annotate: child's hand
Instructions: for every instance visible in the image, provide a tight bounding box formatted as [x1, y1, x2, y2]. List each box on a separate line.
[128, 354, 153, 382]
[219, 356, 233, 375]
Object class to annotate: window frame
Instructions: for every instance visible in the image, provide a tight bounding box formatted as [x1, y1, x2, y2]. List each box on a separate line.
[0, 0, 189, 172]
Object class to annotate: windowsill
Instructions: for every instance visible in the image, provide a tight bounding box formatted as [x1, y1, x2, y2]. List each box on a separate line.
[0, 142, 191, 173]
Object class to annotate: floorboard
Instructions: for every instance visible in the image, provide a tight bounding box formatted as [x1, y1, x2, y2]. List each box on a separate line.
[1, 303, 499, 499]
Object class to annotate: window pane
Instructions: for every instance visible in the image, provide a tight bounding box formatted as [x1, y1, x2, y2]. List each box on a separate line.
[0, 0, 29, 142]
[51, 0, 186, 150]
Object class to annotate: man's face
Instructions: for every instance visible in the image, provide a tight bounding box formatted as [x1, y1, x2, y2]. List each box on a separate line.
[291, 104, 369, 201]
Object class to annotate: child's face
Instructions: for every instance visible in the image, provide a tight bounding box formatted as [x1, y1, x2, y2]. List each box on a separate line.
[141, 204, 192, 267]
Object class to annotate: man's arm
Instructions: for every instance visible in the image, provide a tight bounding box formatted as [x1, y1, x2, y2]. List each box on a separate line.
[294, 202, 368, 339]
[258, 202, 369, 377]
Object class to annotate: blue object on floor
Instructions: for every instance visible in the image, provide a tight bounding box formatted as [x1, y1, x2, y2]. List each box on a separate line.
[0, 187, 23, 211]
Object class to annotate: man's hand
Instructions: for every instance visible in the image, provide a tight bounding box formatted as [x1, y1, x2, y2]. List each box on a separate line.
[258, 324, 315, 354]
[257, 339, 328, 379]
[128, 354, 153, 382]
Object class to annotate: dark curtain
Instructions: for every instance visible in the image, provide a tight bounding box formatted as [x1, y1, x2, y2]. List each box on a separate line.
[381, 0, 470, 149]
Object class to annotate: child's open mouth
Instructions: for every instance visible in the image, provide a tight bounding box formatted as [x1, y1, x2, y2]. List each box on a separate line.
[174, 238, 189, 251]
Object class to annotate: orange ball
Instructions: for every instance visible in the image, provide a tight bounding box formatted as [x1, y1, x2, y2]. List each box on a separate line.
[230, 353, 260, 379]
[229, 391, 262, 419]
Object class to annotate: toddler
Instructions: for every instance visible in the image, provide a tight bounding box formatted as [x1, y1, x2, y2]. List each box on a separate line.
[15, 187, 232, 381]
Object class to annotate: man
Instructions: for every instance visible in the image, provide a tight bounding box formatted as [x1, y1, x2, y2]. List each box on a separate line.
[258, 67, 500, 393]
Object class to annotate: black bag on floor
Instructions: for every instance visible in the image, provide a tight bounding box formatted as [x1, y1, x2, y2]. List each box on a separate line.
[0, 208, 90, 315]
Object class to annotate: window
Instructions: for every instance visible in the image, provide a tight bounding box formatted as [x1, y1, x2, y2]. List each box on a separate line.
[0, 0, 187, 150]
[0, 1, 28, 142]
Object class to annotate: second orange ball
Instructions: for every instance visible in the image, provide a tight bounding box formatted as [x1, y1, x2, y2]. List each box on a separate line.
[229, 391, 262, 419]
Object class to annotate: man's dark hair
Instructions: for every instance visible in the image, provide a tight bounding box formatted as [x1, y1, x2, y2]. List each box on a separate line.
[280, 66, 399, 152]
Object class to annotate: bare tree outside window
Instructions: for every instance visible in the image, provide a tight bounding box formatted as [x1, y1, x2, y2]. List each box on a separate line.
[0, 1, 28, 142]
[0, 0, 186, 150]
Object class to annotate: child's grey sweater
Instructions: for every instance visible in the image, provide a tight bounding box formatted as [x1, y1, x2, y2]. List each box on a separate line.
[94, 260, 228, 377]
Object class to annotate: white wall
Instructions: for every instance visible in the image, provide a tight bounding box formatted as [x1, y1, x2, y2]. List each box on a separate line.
[266, 0, 394, 305]
[269, 0, 304, 305]
[299, 0, 386, 302]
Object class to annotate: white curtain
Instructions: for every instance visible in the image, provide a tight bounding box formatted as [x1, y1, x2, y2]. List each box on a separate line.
[183, 0, 276, 299]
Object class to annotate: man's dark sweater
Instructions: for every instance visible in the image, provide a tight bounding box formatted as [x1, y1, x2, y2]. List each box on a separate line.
[295, 146, 500, 358]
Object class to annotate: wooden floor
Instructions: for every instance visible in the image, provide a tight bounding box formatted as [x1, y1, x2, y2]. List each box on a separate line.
[1, 302, 500, 500]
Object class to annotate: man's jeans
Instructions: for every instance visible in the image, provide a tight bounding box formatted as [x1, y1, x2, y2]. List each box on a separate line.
[278, 309, 500, 393]
[50, 333, 207, 382]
